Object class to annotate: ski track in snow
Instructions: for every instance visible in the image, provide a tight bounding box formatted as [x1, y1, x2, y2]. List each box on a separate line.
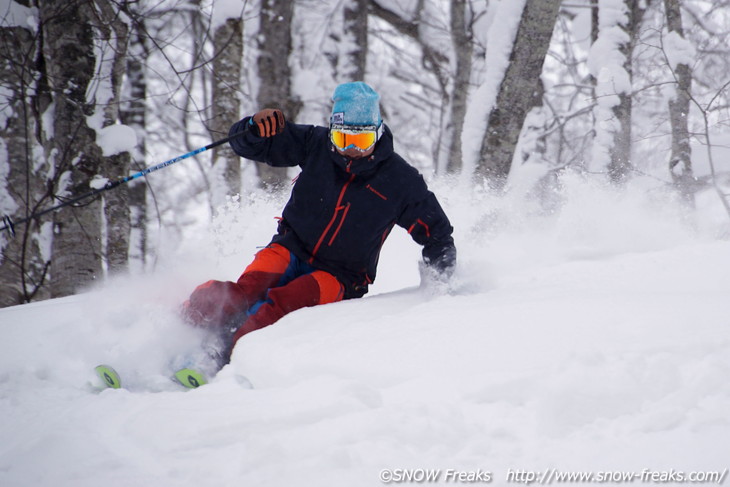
[1, 178, 730, 487]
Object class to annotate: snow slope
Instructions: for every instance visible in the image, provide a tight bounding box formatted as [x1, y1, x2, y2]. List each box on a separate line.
[1, 173, 729, 487]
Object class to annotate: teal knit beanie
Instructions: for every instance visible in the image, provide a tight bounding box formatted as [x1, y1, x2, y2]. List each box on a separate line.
[330, 82, 381, 127]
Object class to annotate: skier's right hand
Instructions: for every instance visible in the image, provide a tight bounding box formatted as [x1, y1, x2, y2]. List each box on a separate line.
[250, 108, 285, 137]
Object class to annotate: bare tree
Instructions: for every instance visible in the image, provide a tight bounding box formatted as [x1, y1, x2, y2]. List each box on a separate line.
[692, 80, 730, 220]
[0, 0, 51, 306]
[612, 0, 647, 184]
[211, 9, 243, 197]
[255, 0, 300, 189]
[475, 0, 562, 188]
[120, 5, 150, 271]
[663, 0, 693, 200]
[1, 0, 132, 305]
[39, 1, 105, 298]
[94, 0, 131, 275]
[589, 0, 649, 184]
[443, 0, 474, 174]
[326, 0, 368, 82]
[370, 0, 474, 173]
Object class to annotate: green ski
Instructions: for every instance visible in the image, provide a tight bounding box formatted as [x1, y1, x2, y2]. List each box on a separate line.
[94, 364, 208, 390]
[95, 364, 122, 389]
[172, 368, 208, 389]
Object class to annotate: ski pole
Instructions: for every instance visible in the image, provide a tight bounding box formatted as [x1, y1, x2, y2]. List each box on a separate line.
[0, 131, 245, 237]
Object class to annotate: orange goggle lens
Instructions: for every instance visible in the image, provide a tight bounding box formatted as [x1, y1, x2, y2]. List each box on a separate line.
[330, 128, 377, 151]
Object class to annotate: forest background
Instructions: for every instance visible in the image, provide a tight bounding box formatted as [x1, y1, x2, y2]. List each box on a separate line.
[1, 0, 729, 307]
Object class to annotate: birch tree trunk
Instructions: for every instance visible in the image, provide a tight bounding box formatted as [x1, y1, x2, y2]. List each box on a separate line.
[41, 1, 104, 298]
[256, 0, 301, 189]
[121, 10, 149, 270]
[663, 0, 693, 201]
[589, 0, 646, 184]
[211, 15, 243, 197]
[326, 0, 367, 82]
[444, 0, 473, 174]
[475, 0, 562, 188]
[0, 2, 51, 307]
[94, 0, 131, 275]
[609, 1, 646, 183]
[210, 17, 243, 196]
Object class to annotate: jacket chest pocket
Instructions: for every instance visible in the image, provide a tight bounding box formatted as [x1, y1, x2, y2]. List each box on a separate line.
[361, 183, 397, 218]
[342, 184, 398, 238]
[366, 184, 388, 201]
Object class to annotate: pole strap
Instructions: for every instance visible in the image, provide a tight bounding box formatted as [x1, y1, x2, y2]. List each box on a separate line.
[1, 215, 15, 237]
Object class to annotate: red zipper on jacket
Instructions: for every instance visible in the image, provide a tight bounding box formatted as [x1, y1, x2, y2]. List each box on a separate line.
[310, 173, 356, 262]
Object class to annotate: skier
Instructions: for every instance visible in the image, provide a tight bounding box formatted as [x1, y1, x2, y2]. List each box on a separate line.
[183, 81, 456, 362]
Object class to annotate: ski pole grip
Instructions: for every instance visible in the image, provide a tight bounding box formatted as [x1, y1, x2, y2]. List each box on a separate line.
[207, 130, 246, 150]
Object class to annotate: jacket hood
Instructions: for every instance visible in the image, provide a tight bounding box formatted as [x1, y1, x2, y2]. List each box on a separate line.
[329, 124, 395, 176]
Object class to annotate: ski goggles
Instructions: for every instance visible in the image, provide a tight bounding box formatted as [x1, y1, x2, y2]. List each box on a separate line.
[330, 124, 381, 152]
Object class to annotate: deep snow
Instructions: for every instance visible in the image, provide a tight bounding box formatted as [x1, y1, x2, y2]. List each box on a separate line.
[1, 171, 729, 487]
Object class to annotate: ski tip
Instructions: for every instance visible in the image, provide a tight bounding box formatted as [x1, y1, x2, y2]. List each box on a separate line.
[173, 368, 207, 389]
[95, 364, 122, 389]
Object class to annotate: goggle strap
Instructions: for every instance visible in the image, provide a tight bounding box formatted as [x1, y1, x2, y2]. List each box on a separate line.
[330, 124, 382, 151]
[330, 123, 381, 133]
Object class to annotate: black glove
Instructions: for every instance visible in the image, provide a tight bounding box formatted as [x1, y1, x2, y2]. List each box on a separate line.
[249, 108, 286, 137]
[424, 243, 456, 276]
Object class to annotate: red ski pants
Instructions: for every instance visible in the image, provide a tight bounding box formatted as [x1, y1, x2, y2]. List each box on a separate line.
[184, 243, 344, 347]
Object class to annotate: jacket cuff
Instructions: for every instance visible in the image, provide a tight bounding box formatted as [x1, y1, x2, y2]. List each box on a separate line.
[245, 116, 261, 136]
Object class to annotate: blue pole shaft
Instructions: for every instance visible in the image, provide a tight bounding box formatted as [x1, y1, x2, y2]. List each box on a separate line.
[1, 131, 244, 236]
[104, 144, 210, 191]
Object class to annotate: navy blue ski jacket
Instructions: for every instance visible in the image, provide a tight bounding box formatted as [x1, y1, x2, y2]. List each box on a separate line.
[229, 117, 456, 298]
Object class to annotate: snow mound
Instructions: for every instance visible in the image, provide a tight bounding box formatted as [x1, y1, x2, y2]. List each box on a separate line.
[1, 174, 729, 486]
